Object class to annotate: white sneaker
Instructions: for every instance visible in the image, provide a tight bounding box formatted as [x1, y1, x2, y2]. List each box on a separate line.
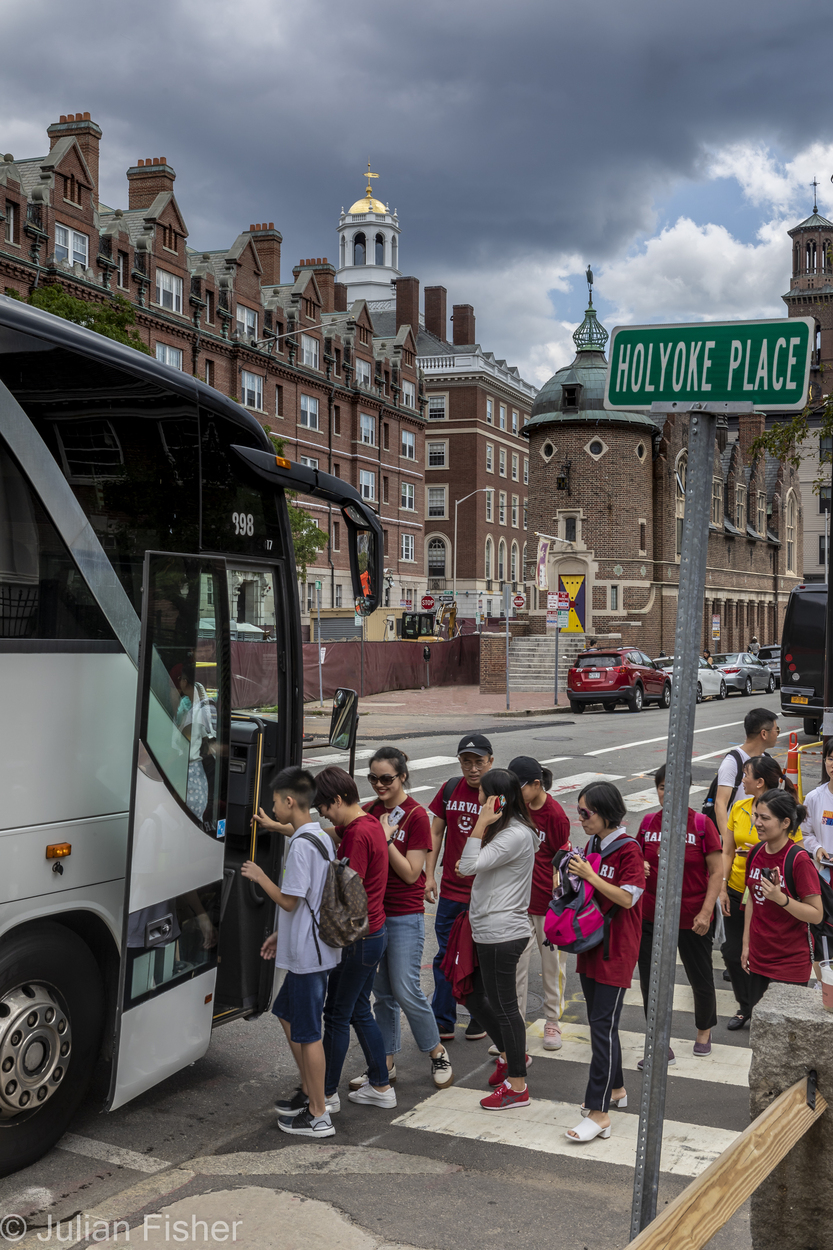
[348, 1064, 396, 1090]
[488, 1043, 501, 1057]
[430, 1045, 454, 1088]
[347, 1083, 397, 1108]
[543, 1022, 563, 1051]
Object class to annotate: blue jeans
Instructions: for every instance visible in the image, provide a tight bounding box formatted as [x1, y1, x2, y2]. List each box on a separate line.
[323, 927, 389, 1096]
[374, 913, 441, 1055]
[431, 895, 482, 1033]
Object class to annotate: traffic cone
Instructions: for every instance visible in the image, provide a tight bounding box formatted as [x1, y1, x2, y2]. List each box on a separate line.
[785, 731, 800, 795]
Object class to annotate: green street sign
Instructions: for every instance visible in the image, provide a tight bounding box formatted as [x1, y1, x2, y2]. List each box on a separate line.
[604, 317, 814, 412]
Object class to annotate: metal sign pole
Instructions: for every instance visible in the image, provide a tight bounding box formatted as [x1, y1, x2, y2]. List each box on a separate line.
[629, 403, 745, 1238]
[316, 583, 323, 706]
[504, 583, 511, 711]
[554, 623, 560, 707]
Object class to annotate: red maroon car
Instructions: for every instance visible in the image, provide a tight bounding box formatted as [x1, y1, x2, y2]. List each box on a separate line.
[567, 648, 672, 714]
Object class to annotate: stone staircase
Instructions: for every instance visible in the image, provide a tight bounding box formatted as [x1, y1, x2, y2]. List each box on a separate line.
[507, 634, 588, 693]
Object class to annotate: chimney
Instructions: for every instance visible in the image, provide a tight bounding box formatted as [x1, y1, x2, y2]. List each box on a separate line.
[424, 285, 447, 342]
[126, 157, 176, 210]
[452, 303, 475, 346]
[251, 222, 282, 285]
[395, 276, 420, 334]
[738, 411, 765, 462]
[292, 257, 335, 313]
[47, 112, 102, 192]
[334, 283, 348, 313]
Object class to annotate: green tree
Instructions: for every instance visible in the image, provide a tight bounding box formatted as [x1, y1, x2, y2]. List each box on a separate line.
[265, 429, 329, 583]
[24, 285, 153, 355]
[750, 395, 832, 499]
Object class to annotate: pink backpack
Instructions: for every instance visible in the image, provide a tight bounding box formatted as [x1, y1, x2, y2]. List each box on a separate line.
[543, 836, 634, 960]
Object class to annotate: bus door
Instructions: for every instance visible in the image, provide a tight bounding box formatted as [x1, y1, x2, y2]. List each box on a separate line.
[108, 551, 231, 1111]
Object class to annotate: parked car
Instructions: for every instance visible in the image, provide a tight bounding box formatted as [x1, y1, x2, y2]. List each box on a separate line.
[758, 644, 781, 688]
[711, 651, 776, 696]
[653, 656, 728, 702]
[567, 648, 672, 714]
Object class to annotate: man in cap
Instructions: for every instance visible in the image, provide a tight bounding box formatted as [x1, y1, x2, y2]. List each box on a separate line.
[425, 734, 494, 1041]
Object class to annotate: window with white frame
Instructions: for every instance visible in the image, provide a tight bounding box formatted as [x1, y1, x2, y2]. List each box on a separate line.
[486, 490, 493, 522]
[523, 499, 528, 529]
[499, 447, 507, 476]
[301, 333, 319, 368]
[236, 304, 258, 340]
[401, 481, 415, 510]
[55, 224, 89, 267]
[712, 477, 723, 526]
[428, 441, 446, 467]
[4, 201, 16, 244]
[428, 487, 446, 518]
[757, 491, 766, 535]
[787, 492, 797, 571]
[512, 410, 518, 434]
[498, 540, 506, 581]
[300, 394, 319, 430]
[499, 404, 506, 430]
[402, 380, 415, 407]
[485, 537, 493, 579]
[359, 469, 375, 500]
[241, 369, 263, 410]
[511, 495, 519, 527]
[401, 430, 416, 459]
[735, 485, 745, 531]
[360, 413, 376, 445]
[511, 453, 519, 481]
[499, 491, 507, 525]
[155, 267, 183, 314]
[486, 398, 493, 425]
[155, 343, 183, 369]
[610, 584, 619, 610]
[300, 456, 319, 470]
[335, 584, 343, 607]
[510, 543, 518, 581]
[428, 395, 446, 420]
[523, 458, 529, 485]
[401, 533, 415, 561]
[486, 442, 494, 472]
[355, 358, 372, 387]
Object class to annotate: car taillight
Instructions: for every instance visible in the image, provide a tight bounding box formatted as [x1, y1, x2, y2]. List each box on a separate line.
[723, 667, 740, 674]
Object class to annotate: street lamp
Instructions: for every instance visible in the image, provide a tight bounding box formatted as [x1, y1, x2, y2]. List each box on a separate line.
[453, 488, 492, 601]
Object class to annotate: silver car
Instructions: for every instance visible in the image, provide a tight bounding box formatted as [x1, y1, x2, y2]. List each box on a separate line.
[712, 652, 776, 696]
[757, 644, 781, 688]
[653, 656, 728, 702]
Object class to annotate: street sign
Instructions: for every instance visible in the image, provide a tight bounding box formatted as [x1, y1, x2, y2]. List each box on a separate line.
[315, 580, 322, 589]
[557, 590, 569, 610]
[512, 593, 526, 609]
[712, 613, 721, 641]
[420, 594, 436, 611]
[604, 317, 814, 412]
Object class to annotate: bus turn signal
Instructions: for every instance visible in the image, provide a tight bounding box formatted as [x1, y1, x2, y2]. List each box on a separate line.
[46, 843, 72, 859]
[275, 455, 291, 469]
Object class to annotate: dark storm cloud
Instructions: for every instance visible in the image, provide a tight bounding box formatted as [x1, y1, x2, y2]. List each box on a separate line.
[0, 0, 827, 276]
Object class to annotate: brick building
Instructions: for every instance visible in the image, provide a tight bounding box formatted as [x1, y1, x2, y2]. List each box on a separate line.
[524, 296, 803, 656]
[0, 113, 426, 633]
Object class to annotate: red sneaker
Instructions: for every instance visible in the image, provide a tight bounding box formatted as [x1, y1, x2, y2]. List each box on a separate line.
[480, 1080, 530, 1111]
[488, 1054, 532, 1086]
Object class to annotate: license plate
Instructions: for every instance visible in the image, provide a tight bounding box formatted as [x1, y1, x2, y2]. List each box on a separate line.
[791, 696, 809, 704]
[588, 671, 602, 679]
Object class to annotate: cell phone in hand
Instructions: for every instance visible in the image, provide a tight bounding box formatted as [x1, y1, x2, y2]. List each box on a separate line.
[494, 795, 506, 813]
[389, 805, 405, 826]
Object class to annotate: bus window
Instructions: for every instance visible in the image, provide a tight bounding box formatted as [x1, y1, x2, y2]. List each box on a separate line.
[0, 439, 116, 643]
[227, 565, 281, 714]
[200, 409, 285, 559]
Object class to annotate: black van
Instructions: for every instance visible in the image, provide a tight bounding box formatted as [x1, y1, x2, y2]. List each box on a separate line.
[780, 583, 826, 735]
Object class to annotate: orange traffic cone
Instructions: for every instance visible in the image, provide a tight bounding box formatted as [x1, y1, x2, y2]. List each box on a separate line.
[785, 731, 800, 795]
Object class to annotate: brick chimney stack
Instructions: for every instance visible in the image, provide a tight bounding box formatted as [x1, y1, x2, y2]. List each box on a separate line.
[395, 276, 420, 334]
[126, 157, 176, 210]
[292, 257, 336, 314]
[250, 222, 282, 286]
[452, 303, 475, 346]
[424, 286, 447, 342]
[738, 411, 766, 462]
[47, 112, 102, 192]
[334, 283, 349, 313]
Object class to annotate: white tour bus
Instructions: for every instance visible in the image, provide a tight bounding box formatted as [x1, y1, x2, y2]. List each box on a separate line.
[0, 296, 382, 1176]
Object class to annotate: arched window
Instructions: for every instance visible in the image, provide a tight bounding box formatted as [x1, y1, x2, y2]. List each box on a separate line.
[428, 537, 446, 581]
[498, 540, 506, 583]
[794, 243, 800, 276]
[340, 234, 346, 268]
[353, 233, 366, 266]
[522, 542, 528, 581]
[675, 451, 687, 558]
[786, 491, 797, 572]
[485, 537, 493, 580]
[391, 235, 398, 270]
[824, 240, 832, 274]
[375, 233, 385, 266]
[510, 543, 518, 582]
[806, 239, 817, 275]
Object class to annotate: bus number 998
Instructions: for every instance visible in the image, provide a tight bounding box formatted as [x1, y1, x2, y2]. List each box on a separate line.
[232, 512, 255, 537]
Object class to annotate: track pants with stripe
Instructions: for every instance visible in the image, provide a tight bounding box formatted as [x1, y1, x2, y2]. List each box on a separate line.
[579, 974, 626, 1113]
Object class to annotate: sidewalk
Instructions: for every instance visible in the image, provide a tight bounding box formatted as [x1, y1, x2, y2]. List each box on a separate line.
[304, 684, 572, 741]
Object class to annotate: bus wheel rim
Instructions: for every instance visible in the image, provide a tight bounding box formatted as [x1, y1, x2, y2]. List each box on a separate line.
[0, 984, 71, 1119]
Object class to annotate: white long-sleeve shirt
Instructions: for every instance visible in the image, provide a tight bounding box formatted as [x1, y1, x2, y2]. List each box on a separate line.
[458, 818, 537, 943]
[800, 782, 833, 860]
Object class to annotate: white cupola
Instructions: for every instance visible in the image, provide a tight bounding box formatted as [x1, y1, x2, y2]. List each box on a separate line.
[336, 164, 401, 307]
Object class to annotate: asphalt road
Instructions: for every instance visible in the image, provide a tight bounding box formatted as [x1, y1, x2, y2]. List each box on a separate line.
[2, 693, 806, 1250]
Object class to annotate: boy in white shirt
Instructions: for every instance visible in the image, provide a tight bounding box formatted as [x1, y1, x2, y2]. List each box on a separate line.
[243, 766, 341, 1139]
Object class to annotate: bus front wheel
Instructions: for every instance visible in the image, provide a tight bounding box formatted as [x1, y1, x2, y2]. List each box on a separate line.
[0, 923, 104, 1177]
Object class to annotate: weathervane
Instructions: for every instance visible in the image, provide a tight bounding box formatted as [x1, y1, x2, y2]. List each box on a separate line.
[586, 265, 594, 307]
[365, 161, 379, 199]
[812, 177, 819, 213]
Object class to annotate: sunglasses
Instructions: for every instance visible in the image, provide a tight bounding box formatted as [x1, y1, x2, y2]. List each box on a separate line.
[577, 806, 596, 820]
[368, 772, 399, 786]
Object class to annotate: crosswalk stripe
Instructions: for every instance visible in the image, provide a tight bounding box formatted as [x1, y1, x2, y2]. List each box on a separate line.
[526, 1020, 751, 1087]
[392, 1085, 737, 1177]
[548, 771, 624, 796]
[622, 984, 738, 1017]
[58, 1133, 171, 1173]
[539, 756, 573, 765]
[623, 784, 707, 812]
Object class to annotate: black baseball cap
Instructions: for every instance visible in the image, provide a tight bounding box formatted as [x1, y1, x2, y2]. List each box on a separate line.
[456, 734, 493, 757]
[508, 755, 543, 786]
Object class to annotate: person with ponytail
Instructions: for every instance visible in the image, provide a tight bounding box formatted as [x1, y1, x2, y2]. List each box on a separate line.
[509, 757, 571, 1051]
[742, 789, 822, 1010]
[353, 746, 453, 1092]
[721, 755, 801, 1030]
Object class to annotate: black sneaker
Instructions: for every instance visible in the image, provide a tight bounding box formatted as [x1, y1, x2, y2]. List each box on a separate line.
[465, 1019, 487, 1041]
[274, 1086, 308, 1117]
[277, 1107, 335, 1138]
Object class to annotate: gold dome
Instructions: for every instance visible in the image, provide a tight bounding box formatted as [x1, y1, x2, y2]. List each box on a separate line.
[348, 193, 387, 215]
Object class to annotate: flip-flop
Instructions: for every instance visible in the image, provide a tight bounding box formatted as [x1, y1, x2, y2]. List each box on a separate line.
[566, 1116, 611, 1142]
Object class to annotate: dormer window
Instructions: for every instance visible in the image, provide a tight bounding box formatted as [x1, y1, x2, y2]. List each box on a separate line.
[62, 174, 83, 206]
[304, 298, 316, 320]
[161, 223, 177, 253]
[562, 385, 579, 410]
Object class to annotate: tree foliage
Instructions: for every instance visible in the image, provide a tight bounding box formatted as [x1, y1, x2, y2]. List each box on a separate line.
[751, 395, 833, 499]
[265, 429, 329, 582]
[24, 286, 153, 355]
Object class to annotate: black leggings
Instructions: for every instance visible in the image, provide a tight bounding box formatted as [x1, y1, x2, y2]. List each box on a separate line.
[638, 920, 718, 1031]
[721, 887, 751, 1018]
[464, 937, 528, 1078]
[749, 973, 810, 1012]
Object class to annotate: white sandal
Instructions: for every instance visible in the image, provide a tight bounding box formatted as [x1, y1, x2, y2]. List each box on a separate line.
[566, 1116, 611, 1142]
[580, 1093, 627, 1116]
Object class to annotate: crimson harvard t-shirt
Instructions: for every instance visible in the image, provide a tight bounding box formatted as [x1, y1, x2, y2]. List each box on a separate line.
[428, 778, 482, 902]
[528, 795, 571, 915]
[745, 841, 820, 982]
[338, 813, 388, 935]
[575, 833, 645, 987]
[364, 796, 433, 917]
[636, 809, 722, 928]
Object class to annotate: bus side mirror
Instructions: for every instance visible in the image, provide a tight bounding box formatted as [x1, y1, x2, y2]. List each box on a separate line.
[329, 687, 359, 753]
[342, 503, 383, 617]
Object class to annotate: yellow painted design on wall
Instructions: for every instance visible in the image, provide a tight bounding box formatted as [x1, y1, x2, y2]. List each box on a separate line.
[559, 574, 586, 633]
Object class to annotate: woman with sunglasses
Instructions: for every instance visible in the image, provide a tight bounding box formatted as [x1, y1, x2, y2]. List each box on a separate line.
[566, 782, 644, 1144]
[349, 747, 453, 1092]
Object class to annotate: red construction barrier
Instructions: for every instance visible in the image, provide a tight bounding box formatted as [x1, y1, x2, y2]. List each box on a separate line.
[303, 635, 480, 702]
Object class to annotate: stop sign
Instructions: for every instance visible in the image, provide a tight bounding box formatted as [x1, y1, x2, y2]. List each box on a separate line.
[512, 593, 526, 609]
[421, 594, 436, 611]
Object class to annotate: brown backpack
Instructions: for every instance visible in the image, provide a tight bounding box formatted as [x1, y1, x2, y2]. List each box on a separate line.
[297, 832, 370, 959]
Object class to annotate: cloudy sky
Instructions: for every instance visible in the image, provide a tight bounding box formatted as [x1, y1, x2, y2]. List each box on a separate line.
[3, 0, 832, 384]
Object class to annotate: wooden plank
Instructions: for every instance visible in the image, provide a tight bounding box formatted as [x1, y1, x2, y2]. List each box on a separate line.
[628, 1077, 827, 1250]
